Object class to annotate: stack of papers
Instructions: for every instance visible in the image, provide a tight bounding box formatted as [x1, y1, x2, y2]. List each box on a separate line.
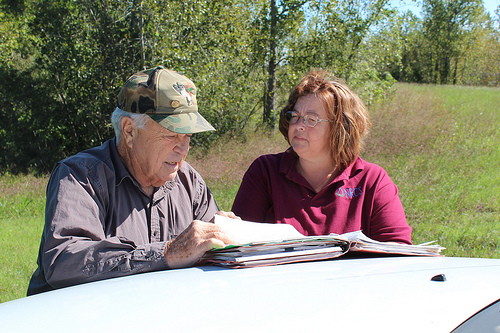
[200, 215, 445, 268]
[201, 236, 350, 267]
[342, 230, 445, 256]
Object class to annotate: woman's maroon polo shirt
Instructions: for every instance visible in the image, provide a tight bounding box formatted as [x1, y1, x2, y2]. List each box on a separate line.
[232, 150, 412, 244]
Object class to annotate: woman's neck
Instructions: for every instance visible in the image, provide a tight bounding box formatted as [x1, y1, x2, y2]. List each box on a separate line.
[296, 156, 338, 193]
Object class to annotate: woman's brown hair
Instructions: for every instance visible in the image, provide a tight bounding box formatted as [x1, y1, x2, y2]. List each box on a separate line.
[278, 69, 371, 170]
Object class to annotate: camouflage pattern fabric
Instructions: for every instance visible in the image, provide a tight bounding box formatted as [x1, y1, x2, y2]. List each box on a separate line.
[117, 66, 215, 134]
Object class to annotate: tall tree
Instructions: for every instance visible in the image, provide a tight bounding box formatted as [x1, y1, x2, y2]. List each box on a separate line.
[457, 5, 500, 85]
[422, 0, 483, 84]
[368, 9, 425, 83]
[252, 0, 308, 130]
[288, 0, 396, 104]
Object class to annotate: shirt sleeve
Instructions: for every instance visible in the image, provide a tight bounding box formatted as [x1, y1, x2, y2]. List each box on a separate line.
[366, 170, 413, 244]
[231, 157, 273, 223]
[40, 162, 169, 291]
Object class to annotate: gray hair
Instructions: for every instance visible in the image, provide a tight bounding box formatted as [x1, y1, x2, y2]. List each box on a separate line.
[111, 107, 150, 143]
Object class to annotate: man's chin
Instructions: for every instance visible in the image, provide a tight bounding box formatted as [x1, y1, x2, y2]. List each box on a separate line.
[165, 172, 178, 182]
[152, 172, 178, 186]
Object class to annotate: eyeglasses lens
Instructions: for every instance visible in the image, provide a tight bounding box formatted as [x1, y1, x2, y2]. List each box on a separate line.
[286, 112, 319, 127]
[305, 117, 317, 127]
[286, 112, 298, 124]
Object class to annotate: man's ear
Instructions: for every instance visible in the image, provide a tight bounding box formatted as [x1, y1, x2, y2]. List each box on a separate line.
[121, 117, 135, 147]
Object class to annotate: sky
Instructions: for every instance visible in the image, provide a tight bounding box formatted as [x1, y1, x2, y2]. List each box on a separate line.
[391, 0, 499, 18]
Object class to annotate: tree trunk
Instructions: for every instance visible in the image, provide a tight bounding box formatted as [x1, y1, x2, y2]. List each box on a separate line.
[453, 57, 458, 85]
[264, 0, 277, 130]
[139, 0, 145, 70]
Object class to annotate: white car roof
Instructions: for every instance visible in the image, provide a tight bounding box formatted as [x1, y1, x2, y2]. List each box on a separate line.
[2, 256, 500, 332]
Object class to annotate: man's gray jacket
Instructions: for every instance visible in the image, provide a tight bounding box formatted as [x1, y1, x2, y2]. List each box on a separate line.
[27, 139, 218, 295]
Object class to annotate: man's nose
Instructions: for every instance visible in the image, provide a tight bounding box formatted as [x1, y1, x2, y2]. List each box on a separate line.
[175, 135, 190, 153]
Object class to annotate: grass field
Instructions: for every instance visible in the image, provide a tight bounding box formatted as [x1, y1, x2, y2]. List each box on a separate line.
[0, 83, 499, 303]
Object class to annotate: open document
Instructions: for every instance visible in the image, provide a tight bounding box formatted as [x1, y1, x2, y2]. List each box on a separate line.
[199, 215, 445, 268]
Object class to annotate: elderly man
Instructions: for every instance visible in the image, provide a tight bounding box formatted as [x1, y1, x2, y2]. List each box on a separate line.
[27, 67, 236, 295]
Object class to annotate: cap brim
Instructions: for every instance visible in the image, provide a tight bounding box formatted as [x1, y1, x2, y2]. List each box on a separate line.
[150, 112, 215, 134]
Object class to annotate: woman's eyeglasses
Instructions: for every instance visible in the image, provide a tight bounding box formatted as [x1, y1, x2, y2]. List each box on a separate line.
[285, 111, 330, 128]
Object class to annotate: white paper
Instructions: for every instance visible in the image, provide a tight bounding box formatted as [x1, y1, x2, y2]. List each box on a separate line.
[214, 214, 305, 245]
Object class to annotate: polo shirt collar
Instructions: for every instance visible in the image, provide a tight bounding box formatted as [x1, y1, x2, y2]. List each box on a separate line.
[280, 148, 306, 186]
[334, 156, 364, 183]
[279, 147, 365, 187]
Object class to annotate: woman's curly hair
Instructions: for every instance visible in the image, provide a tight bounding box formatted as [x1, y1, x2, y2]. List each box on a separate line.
[278, 69, 372, 170]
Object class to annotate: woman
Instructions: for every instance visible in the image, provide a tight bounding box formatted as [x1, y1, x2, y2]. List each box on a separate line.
[231, 70, 412, 244]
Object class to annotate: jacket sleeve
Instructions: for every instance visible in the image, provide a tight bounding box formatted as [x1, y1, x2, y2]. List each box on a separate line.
[40, 162, 169, 291]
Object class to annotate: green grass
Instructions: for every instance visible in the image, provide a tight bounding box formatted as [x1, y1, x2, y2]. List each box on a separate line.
[0, 216, 44, 302]
[0, 173, 46, 303]
[1, 83, 499, 303]
[365, 84, 500, 255]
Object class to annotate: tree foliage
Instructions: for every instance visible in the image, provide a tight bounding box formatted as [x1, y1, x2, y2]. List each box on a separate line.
[373, 0, 500, 85]
[0, 0, 498, 173]
[421, 0, 484, 84]
[288, 0, 397, 103]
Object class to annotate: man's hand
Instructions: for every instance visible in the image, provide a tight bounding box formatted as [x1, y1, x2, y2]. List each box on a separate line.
[164, 220, 236, 269]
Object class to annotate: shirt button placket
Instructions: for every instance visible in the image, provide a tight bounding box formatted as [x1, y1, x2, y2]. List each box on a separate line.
[151, 200, 161, 243]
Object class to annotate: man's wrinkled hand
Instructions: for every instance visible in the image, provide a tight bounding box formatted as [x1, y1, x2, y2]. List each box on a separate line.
[164, 220, 236, 269]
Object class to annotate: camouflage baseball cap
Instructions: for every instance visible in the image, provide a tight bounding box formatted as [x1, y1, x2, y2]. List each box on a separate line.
[116, 66, 215, 134]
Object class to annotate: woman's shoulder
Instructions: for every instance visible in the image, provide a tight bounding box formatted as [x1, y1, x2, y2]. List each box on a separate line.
[352, 157, 392, 181]
[356, 157, 386, 172]
[350, 157, 402, 194]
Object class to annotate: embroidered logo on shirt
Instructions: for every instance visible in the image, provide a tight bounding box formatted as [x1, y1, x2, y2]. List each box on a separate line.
[336, 187, 363, 199]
